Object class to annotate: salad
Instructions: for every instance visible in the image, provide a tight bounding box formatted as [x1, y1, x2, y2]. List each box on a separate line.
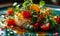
[1, 0, 60, 35]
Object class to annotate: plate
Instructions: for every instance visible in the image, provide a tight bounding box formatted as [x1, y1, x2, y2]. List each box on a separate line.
[0, 5, 60, 36]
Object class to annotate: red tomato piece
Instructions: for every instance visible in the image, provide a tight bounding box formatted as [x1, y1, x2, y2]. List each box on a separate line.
[21, 11, 31, 18]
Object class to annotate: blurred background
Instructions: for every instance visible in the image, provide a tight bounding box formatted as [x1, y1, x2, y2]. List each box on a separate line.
[0, 0, 60, 7]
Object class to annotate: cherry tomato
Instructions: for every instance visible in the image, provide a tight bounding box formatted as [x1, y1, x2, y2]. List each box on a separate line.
[33, 22, 40, 29]
[40, 23, 50, 31]
[54, 16, 60, 24]
[55, 32, 58, 36]
[21, 11, 31, 18]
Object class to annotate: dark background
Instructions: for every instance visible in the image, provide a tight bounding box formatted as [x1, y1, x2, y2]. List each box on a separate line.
[0, 0, 60, 6]
[0, 0, 52, 4]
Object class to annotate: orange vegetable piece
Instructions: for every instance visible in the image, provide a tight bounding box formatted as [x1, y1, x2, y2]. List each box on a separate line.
[7, 7, 14, 15]
[16, 29, 26, 34]
[37, 32, 46, 36]
[30, 4, 40, 13]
